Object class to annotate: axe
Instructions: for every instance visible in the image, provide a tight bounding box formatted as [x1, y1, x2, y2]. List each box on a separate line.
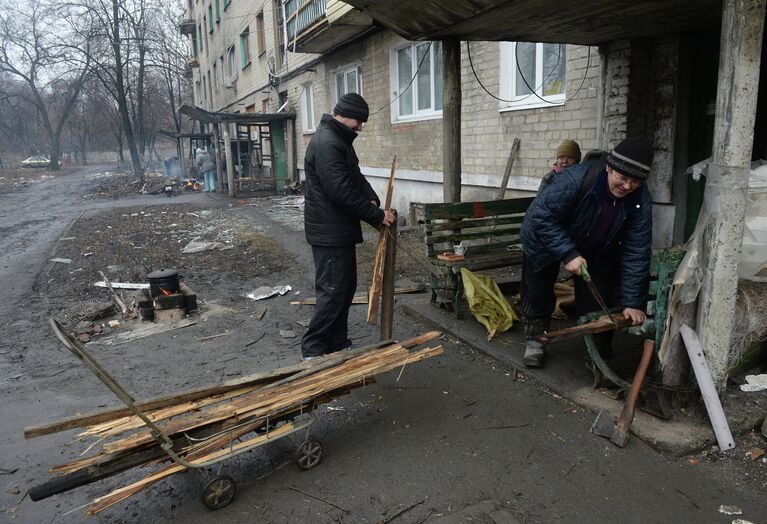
[590, 339, 655, 447]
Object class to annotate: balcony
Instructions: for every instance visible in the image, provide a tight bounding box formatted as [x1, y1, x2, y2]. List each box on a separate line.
[178, 18, 196, 36]
[186, 56, 200, 68]
[285, 0, 373, 54]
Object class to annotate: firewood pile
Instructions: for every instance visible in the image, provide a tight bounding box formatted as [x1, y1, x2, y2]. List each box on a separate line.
[25, 331, 443, 516]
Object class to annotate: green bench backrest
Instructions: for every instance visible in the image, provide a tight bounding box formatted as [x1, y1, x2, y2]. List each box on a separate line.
[422, 197, 535, 257]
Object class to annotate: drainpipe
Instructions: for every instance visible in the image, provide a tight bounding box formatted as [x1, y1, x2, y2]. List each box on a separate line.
[695, 0, 766, 388]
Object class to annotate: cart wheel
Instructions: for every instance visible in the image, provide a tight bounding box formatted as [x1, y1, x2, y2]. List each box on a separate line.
[201, 475, 236, 510]
[296, 440, 323, 470]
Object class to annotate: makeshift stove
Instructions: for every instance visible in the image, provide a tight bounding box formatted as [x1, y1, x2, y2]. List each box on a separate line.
[138, 269, 198, 322]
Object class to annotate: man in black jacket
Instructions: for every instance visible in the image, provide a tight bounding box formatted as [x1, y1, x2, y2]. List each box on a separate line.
[301, 93, 396, 360]
[519, 138, 654, 368]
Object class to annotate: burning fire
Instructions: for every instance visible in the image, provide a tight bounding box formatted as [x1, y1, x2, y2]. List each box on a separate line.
[159, 287, 173, 296]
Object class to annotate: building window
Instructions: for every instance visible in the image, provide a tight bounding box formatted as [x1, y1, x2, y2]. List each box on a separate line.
[273, 0, 285, 68]
[218, 55, 225, 86]
[207, 70, 213, 107]
[240, 28, 251, 68]
[213, 62, 219, 90]
[390, 41, 442, 122]
[335, 65, 362, 103]
[215, 0, 220, 22]
[208, 5, 214, 32]
[227, 45, 236, 79]
[301, 84, 315, 132]
[193, 27, 199, 55]
[256, 11, 265, 56]
[499, 42, 566, 110]
[203, 19, 209, 55]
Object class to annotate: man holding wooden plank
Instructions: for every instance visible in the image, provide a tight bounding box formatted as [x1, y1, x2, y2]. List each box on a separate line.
[519, 138, 654, 368]
[301, 93, 396, 361]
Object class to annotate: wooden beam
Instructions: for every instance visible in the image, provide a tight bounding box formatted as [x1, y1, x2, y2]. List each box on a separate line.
[495, 138, 520, 200]
[442, 36, 461, 203]
[537, 316, 632, 344]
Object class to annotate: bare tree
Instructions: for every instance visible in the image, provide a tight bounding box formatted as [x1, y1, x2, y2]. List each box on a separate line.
[58, 0, 192, 179]
[0, 0, 91, 170]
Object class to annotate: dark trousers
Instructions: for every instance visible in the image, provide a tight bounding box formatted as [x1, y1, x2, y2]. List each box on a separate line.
[520, 253, 617, 355]
[301, 245, 357, 358]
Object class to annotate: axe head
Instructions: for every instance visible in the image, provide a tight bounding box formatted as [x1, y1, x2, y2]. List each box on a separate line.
[610, 428, 630, 448]
[590, 409, 618, 438]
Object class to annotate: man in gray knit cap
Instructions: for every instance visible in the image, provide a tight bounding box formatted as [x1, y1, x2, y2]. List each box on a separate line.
[519, 138, 654, 369]
[301, 93, 396, 360]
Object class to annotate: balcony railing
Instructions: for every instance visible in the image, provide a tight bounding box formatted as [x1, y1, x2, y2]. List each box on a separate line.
[285, 0, 327, 43]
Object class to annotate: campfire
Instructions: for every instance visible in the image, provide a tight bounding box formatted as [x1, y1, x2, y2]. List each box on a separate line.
[138, 269, 198, 322]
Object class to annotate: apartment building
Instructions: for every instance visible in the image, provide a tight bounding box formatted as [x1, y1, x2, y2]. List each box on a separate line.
[180, 0, 601, 214]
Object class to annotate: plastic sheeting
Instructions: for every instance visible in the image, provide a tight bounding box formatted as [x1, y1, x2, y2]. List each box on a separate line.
[460, 268, 517, 341]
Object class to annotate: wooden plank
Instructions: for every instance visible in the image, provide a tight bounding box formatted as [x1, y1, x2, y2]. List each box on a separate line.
[368, 157, 397, 325]
[425, 214, 525, 233]
[495, 138, 520, 200]
[426, 228, 521, 245]
[423, 197, 534, 220]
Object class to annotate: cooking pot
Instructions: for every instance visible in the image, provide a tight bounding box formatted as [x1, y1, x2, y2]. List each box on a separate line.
[146, 268, 181, 296]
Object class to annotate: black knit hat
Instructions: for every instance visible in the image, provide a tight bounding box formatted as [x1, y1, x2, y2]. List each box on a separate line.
[333, 93, 369, 122]
[606, 138, 654, 180]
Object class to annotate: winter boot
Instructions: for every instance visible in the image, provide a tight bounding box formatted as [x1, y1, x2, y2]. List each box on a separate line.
[524, 339, 546, 368]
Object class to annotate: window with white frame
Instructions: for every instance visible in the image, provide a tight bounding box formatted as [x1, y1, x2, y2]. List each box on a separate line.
[334, 65, 362, 102]
[499, 42, 566, 110]
[301, 83, 315, 132]
[390, 41, 442, 122]
[227, 45, 236, 79]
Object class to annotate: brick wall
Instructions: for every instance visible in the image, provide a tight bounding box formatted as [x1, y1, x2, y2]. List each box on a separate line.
[290, 32, 601, 211]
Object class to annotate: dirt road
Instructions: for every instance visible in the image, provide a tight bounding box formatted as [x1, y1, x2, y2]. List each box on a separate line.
[0, 166, 765, 523]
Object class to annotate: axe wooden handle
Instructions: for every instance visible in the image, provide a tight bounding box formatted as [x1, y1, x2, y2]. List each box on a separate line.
[615, 339, 655, 432]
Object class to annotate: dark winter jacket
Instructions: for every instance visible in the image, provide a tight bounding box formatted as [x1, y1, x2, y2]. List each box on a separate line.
[521, 158, 653, 309]
[304, 114, 384, 246]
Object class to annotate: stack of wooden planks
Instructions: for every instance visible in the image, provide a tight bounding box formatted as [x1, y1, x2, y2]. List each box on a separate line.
[26, 331, 443, 516]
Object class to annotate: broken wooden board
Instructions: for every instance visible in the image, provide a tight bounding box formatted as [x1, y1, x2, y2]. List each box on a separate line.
[33, 331, 443, 514]
[90, 319, 196, 346]
[367, 156, 397, 325]
[24, 333, 437, 439]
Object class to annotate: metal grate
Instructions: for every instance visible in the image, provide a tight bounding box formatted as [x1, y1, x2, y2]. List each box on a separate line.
[54, 300, 115, 330]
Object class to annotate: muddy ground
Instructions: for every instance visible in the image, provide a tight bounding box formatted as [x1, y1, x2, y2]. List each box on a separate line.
[0, 166, 81, 194]
[0, 166, 765, 524]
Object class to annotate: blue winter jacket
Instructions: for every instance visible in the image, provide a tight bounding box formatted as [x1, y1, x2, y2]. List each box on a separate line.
[520, 159, 653, 309]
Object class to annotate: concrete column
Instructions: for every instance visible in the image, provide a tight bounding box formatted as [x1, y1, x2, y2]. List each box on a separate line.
[696, 0, 765, 387]
[442, 37, 461, 203]
[222, 123, 236, 198]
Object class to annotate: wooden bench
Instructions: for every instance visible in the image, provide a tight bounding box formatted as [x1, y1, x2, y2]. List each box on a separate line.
[421, 197, 535, 318]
